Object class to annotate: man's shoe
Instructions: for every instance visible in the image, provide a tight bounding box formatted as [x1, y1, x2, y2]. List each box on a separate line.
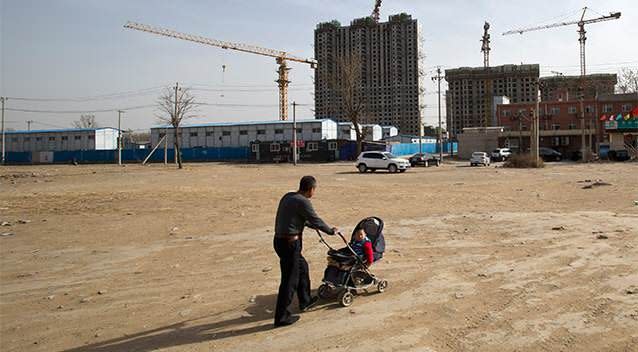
[300, 296, 320, 312]
[274, 315, 300, 327]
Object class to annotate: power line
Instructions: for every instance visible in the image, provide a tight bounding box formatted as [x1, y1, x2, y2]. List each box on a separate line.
[6, 85, 168, 102]
[6, 104, 156, 114]
[192, 87, 312, 93]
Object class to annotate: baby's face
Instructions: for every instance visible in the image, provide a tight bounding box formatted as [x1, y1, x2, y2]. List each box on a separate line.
[355, 229, 366, 241]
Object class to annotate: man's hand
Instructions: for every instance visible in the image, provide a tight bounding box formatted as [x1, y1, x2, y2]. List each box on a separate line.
[330, 227, 339, 235]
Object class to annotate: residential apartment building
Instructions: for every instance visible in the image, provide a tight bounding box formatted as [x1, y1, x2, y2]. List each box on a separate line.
[314, 13, 423, 135]
[445, 64, 540, 137]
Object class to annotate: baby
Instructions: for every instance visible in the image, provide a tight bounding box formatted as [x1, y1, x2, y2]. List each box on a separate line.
[350, 228, 374, 266]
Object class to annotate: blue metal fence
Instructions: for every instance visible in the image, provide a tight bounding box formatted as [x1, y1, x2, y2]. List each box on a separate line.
[390, 142, 458, 156]
[5, 147, 250, 164]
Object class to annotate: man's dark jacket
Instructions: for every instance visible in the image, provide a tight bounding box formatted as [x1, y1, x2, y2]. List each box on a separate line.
[274, 192, 334, 235]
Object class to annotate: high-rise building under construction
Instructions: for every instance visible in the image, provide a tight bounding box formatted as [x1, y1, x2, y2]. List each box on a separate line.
[445, 64, 540, 137]
[314, 14, 423, 135]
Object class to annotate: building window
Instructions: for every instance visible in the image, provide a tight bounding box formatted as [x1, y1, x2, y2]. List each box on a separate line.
[75, 135, 82, 140]
[36, 137, 42, 141]
[552, 137, 560, 146]
[159, 133, 165, 138]
[622, 104, 632, 112]
[270, 143, 281, 152]
[206, 131, 213, 137]
[306, 142, 319, 152]
[312, 128, 321, 133]
[11, 137, 18, 142]
[239, 130, 248, 135]
[88, 135, 95, 140]
[568, 123, 577, 130]
[585, 106, 593, 113]
[502, 110, 511, 117]
[251, 144, 259, 152]
[24, 137, 30, 142]
[552, 124, 561, 130]
[222, 131, 231, 136]
[561, 136, 570, 146]
[550, 107, 560, 115]
[275, 129, 284, 134]
[48, 136, 56, 141]
[190, 132, 198, 137]
[568, 106, 577, 114]
[257, 130, 266, 135]
[296, 128, 302, 134]
[602, 105, 613, 113]
[61, 136, 68, 141]
[328, 141, 338, 151]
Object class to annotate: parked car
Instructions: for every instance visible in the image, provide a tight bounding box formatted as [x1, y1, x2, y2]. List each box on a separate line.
[356, 151, 411, 173]
[608, 149, 630, 161]
[539, 147, 562, 161]
[491, 148, 512, 161]
[408, 153, 440, 167]
[470, 152, 490, 166]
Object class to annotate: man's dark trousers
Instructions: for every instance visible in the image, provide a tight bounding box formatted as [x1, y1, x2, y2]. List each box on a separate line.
[273, 237, 312, 325]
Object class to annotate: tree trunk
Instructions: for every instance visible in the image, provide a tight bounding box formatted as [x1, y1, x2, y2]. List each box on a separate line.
[173, 126, 182, 169]
[354, 124, 363, 156]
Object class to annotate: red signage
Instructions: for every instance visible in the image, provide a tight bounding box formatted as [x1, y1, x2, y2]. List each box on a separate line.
[290, 140, 305, 147]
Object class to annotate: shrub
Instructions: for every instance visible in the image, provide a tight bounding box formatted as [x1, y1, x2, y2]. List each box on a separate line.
[503, 153, 545, 168]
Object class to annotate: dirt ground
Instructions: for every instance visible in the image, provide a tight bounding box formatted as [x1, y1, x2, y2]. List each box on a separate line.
[1, 161, 637, 352]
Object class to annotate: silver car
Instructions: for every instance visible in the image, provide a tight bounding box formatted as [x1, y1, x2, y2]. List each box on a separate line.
[470, 152, 490, 166]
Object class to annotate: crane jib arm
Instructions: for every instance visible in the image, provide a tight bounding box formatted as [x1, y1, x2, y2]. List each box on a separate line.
[502, 11, 621, 35]
[123, 21, 316, 66]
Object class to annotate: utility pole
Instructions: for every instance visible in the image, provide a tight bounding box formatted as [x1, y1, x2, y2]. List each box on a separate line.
[531, 81, 542, 165]
[27, 120, 34, 131]
[418, 116, 423, 156]
[1, 97, 6, 165]
[117, 110, 124, 165]
[578, 84, 586, 162]
[432, 67, 444, 160]
[292, 101, 297, 166]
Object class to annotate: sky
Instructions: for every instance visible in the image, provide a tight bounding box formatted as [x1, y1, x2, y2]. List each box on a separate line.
[1, 0, 637, 132]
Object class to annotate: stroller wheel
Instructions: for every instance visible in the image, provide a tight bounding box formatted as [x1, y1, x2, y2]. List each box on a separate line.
[377, 279, 388, 293]
[338, 290, 354, 307]
[317, 284, 331, 299]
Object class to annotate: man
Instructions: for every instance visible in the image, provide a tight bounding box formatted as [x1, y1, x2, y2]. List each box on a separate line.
[273, 175, 337, 327]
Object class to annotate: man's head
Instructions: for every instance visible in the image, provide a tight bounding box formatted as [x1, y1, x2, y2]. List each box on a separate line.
[298, 175, 317, 198]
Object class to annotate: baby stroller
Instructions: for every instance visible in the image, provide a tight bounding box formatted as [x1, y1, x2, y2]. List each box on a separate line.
[315, 217, 388, 307]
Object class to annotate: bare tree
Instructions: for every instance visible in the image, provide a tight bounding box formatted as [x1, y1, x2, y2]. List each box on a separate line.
[156, 86, 197, 169]
[617, 67, 638, 93]
[333, 54, 366, 156]
[72, 114, 98, 128]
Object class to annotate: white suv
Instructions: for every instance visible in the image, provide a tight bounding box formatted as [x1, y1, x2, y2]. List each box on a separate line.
[470, 152, 491, 166]
[356, 151, 410, 173]
[491, 148, 512, 161]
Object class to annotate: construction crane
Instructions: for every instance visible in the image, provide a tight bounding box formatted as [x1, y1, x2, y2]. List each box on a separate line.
[371, 0, 382, 23]
[481, 22, 491, 68]
[502, 7, 621, 76]
[481, 22, 492, 128]
[124, 21, 317, 121]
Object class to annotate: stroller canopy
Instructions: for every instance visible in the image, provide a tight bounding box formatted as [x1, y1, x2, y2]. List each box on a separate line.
[352, 217, 385, 256]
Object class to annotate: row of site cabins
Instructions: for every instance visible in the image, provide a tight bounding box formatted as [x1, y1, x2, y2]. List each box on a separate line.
[149, 120, 398, 149]
[3, 120, 400, 153]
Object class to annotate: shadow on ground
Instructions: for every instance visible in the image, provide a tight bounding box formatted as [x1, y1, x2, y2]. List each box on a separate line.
[63, 294, 278, 352]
